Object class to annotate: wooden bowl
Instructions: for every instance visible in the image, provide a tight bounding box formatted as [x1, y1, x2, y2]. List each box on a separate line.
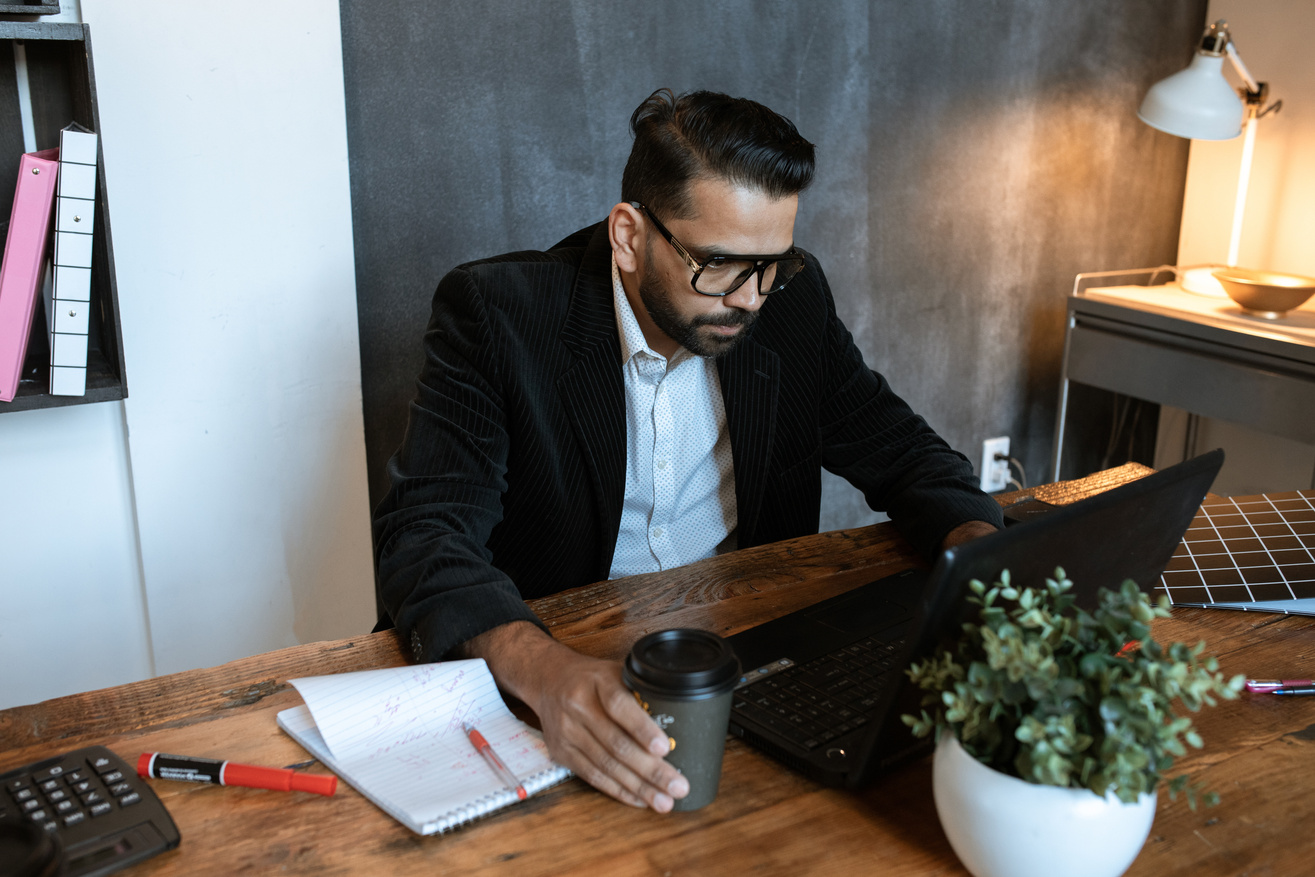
[1212, 268, 1315, 319]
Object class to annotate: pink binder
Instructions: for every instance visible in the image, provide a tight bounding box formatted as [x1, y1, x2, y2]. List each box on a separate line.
[0, 148, 60, 402]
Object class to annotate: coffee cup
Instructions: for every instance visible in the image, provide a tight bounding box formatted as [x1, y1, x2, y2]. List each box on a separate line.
[623, 628, 741, 811]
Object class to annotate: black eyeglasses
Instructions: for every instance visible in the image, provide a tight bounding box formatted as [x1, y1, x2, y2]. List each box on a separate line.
[632, 202, 805, 297]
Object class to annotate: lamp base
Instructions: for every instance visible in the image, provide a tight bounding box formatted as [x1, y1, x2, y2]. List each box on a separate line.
[1179, 266, 1229, 298]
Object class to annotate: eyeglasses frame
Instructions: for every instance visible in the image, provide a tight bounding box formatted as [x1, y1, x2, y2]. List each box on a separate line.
[630, 201, 804, 297]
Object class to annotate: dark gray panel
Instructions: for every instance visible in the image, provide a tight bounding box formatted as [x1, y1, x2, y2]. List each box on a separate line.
[862, 0, 1205, 504]
[0, 40, 22, 214]
[341, 0, 1207, 527]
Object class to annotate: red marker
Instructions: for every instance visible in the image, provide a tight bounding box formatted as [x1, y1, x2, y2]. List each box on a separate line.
[138, 752, 337, 796]
[464, 724, 527, 800]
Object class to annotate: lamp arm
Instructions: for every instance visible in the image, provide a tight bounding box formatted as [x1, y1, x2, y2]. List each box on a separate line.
[1224, 42, 1261, 96]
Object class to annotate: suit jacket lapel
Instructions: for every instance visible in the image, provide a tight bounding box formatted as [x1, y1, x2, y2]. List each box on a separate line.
[718, 335, 780, 547]
[557, 224, 626, 577]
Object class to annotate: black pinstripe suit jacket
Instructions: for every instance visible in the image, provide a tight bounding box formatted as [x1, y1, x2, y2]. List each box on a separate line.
[373, 222, 1003, 663]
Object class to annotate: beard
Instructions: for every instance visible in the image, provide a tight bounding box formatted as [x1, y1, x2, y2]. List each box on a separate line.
[636, 268, 758, 358]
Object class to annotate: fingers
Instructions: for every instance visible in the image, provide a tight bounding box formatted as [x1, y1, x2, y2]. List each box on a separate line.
[553, 721, 662, 810]
[540, 656, 689, 812]
[604, 681, 673, 758]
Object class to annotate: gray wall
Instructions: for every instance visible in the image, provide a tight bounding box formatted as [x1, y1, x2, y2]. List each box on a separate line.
[341, 0, 1205, 532]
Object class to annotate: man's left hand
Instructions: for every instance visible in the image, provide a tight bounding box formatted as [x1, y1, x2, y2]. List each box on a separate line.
[939, 520, 999, 551]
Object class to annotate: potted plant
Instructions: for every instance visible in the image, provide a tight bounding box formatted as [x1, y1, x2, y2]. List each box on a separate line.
[903, 570, 1242, 877]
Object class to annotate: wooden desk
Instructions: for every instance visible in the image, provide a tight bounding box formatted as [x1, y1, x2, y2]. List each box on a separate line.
[5, 464, 1315, 876]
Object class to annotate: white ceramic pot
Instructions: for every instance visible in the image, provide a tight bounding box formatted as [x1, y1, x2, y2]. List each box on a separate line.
[932, 734, 1157, 877]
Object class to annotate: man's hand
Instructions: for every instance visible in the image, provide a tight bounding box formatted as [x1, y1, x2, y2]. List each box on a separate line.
[455, 621, 689, 812]
[940, 519, 999, 551]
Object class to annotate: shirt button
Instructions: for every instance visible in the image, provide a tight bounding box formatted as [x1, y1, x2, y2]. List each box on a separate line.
[652, 527, 664, 539]
[656, 459, 668, 470]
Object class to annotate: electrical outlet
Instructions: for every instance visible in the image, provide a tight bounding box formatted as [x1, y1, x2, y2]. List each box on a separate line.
[980, 436, 1011, 493]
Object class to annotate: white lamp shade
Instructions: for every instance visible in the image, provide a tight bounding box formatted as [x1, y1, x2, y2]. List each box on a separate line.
[1138, 53, 1242, 140]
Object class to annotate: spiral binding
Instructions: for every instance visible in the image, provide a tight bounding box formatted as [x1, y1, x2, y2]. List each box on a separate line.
[431, 765, 573, 834]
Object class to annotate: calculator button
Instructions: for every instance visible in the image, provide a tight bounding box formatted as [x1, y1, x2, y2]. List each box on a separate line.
[27, 808, 50, 822]
[101, 770, 124, 784]
[118, 792, 141, 807]
[90, 755, 115, 773]
[40, 779, 61, 793]
[33, 765, 66, 782]
[81, 790, 103, 806]
[6, 778, 30, 792]
[47, 788, 68, 803]
[22, 798, 41, 812]
[108, 782, 132, 796]
[63, 811, 87, 827]
[65, 769, 87, 782]
[55, 799, 76, 814]
[72, 780, 93, 794]
[89, 801, 113, 818]
[14, 787, 34, 802]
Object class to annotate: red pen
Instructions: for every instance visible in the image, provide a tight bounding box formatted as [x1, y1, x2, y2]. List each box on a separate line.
[138, 752, 337, 796]
[464, 724, 527, 800]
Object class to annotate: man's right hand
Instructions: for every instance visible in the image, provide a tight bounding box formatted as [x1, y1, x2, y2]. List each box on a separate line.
[455, 621, 690, 812]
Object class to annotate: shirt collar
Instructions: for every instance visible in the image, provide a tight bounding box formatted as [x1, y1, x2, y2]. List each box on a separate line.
[612, 253, 688, 367]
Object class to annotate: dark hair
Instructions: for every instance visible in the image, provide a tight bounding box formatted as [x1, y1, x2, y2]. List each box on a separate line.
[620, 88, 815, 219]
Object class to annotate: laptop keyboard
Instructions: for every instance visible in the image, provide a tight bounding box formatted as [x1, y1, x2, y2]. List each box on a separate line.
[732, 634, 907, 751]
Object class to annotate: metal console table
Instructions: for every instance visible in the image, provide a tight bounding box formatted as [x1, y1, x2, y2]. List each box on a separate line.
[1051, 267, 1315, 481]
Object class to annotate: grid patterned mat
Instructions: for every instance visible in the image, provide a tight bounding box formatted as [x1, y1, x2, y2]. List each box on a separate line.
[1158, 490, 1315, 614]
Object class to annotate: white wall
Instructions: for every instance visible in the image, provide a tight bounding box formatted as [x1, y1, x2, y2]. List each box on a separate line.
[1159, 0, 1315, 493]
[0, 1, 376, 709]
[0, 402, 155, 705]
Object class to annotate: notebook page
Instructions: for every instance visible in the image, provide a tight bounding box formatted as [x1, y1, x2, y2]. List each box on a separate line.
[287, 660, 566, 828]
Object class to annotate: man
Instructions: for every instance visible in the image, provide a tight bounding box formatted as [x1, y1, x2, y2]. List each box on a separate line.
[373, 89, 1003, 813]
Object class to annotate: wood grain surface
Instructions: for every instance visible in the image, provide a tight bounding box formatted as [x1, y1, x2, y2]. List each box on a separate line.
[5, 463, 1313, 876]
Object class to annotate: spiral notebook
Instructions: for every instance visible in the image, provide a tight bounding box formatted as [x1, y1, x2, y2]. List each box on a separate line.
[276, 659, 571, 835]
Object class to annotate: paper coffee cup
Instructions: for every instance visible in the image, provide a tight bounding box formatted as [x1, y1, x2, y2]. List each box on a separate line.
[623, 628, 741, 811]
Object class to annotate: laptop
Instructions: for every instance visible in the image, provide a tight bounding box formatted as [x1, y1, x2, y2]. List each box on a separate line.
[726, 449, 1224, 788]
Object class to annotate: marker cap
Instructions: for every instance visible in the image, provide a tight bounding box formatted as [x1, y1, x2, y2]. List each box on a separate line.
[290, 772, 338, 796]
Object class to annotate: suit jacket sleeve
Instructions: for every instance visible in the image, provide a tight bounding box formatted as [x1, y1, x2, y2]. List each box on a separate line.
[372, 265, 548, 664]
[809, 261, 1004, 557]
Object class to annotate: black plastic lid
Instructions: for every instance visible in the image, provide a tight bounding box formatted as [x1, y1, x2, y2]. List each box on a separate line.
[623, 629, 740, 698]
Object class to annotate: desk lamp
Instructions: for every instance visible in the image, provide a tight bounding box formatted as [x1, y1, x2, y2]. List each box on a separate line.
[1138, 19, 1285, 300]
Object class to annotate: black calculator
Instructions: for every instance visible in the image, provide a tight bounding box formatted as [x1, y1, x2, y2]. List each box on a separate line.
[0, 745, 180, 876]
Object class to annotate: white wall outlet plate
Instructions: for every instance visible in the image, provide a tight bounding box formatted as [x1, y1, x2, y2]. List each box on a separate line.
[980, 437, 1011, 493]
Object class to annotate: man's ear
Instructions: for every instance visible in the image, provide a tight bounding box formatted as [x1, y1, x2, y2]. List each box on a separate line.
[608, 202, 644, 274]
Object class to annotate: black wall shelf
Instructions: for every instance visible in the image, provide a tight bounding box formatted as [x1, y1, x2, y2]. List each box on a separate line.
[0, 20, 126, 413]
[0, 2, 59, 16]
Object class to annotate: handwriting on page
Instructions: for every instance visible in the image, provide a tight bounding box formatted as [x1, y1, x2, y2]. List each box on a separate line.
[291, 660, 492, 763]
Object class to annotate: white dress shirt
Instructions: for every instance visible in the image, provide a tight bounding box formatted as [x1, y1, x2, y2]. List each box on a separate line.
[608, 255, 738, 579]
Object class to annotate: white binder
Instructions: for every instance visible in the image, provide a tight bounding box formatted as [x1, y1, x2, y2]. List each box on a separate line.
[44, 122, 98, 396]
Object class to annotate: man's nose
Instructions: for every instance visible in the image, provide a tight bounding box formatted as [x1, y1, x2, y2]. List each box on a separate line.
[723, 270, 764, 312]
